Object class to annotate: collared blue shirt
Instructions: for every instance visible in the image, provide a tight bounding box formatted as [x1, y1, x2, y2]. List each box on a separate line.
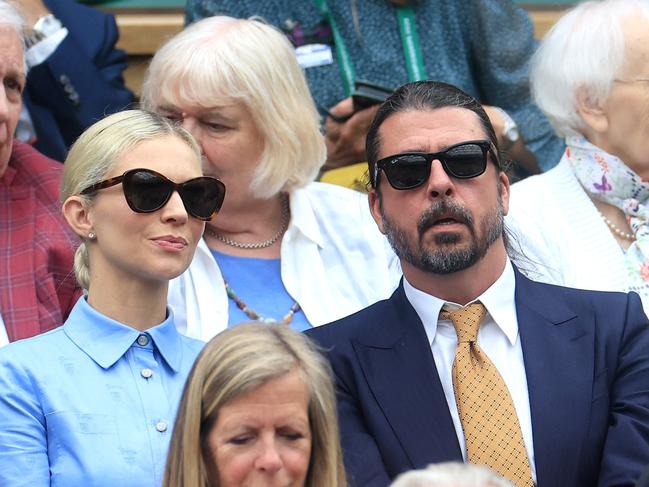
[0, 297, 204, 487]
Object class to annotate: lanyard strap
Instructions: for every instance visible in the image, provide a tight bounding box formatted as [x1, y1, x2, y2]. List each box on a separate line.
[396, 6, 426, 82]
[313, 0, 426, 97]
[314, 0, 356, 96]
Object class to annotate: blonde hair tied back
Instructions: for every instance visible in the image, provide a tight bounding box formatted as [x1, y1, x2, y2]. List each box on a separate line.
[60, 109, 201, 291]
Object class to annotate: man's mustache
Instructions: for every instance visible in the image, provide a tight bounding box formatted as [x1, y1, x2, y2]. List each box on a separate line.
[417, 200, 474, 235]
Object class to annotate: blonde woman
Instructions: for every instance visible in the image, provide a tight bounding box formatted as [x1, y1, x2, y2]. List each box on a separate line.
[164, 323, 346, 487]
[0, 110, 226, 486]
[141, 16, 400, 338]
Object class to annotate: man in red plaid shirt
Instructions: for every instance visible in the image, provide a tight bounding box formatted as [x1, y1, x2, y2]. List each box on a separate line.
[0, 5, 78, 344]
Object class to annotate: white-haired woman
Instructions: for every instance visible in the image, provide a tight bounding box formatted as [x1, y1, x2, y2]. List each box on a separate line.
[390, 462, 514, 487]
[0, 110, 226, 486]
[141, 16, 400, 338]
[507, 0, 649, 309]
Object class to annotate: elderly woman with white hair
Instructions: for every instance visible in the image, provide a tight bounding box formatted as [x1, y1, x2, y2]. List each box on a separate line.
[390, 462, 514, 487]
[141, 16, 400, 338]
[507, 0, 649, 309]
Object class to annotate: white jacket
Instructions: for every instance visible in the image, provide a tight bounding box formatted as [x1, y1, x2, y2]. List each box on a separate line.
[169, 182, 402, 340]
[507, 156, 649, 311]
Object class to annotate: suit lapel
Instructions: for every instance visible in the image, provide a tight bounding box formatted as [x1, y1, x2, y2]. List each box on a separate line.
[353, 285, 462, 468]
[515, 270, 594, 486]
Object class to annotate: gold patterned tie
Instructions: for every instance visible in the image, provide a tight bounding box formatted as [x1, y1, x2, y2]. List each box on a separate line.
[440, 302, 534, 487]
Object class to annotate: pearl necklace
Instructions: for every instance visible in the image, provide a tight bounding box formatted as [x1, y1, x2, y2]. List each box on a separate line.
[204, 196, 290, 250]
[598, 211, 635, 241]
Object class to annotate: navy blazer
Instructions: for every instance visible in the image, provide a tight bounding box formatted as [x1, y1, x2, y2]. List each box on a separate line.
[637, 466, 649, 487]
[23, 0, 133, 162]
[307, 269, 649, 487]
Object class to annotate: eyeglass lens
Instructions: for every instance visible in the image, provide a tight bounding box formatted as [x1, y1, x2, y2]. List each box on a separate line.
[380, 141, 489, 190]
[123, 170, 225, 220]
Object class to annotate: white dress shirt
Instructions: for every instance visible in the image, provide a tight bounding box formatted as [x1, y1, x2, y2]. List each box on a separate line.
[403, 260, 536, 480]
[168, 182, 402, 340]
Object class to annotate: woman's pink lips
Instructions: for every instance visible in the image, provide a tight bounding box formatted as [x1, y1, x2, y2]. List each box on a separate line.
[151, 235, 188, 251]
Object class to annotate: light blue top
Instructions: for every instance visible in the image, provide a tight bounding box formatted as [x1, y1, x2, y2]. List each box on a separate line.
[0, 297, 204, 487]
[212, 250, 312, 331]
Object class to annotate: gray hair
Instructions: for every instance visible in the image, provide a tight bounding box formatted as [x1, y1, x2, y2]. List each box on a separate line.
[390, 462, 515, 487]
[141, 16, 326, 199]
[530, 0, 649, 137]
[0, 1, 24, 42]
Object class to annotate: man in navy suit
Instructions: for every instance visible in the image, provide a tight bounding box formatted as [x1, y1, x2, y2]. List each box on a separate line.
[18, 0, 133, 161]
[306, 81, 649, 487]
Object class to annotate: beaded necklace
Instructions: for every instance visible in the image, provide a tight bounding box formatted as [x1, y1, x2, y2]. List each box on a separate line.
[598, 211, 635, 241]
[224, 280, 301, 325]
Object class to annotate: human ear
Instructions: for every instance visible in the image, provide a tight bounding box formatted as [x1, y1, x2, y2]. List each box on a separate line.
[368, 189, 386, 234]
[498, 172, 510, 216]
[62, 196, 94, 239]
[575, 86, 609, 134]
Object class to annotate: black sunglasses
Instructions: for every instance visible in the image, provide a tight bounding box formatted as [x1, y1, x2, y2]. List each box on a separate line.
[374, 140, 498, 190]
[80, 168, 226, 221]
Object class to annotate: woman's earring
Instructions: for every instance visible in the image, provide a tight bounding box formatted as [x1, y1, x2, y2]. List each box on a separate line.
[87, 232, 96, 240]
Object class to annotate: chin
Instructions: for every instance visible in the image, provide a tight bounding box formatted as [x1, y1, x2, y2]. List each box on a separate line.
[146, 258, 192, 282]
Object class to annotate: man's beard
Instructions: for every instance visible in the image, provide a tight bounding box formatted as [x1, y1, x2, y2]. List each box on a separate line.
[380, 197, 504, 275]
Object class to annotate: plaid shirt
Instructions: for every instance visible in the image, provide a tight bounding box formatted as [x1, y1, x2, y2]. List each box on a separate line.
[0, 142, 80, 342]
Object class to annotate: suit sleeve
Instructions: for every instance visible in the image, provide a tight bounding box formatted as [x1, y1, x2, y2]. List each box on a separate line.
[0, 350, 50, 486]
[468, 0, 564, 170]
[25, 9, 133, 148]
[597, 292, 649, 486]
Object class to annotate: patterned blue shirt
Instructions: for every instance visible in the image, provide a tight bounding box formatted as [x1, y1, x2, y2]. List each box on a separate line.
[0, 297, 204, 487]
[186, 0, 564, 170]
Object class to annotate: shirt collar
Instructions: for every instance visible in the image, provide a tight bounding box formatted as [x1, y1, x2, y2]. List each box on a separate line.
[286, 188, 325, 248]
[404, 259, 519, 346]
[64, 297, 184, 371]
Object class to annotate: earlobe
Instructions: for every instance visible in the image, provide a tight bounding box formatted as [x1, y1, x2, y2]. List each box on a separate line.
[499, 172, 510, 216]
[575, 87, 609, 134]
[62, 196, 94, 239]
[368, 190, 386, 234]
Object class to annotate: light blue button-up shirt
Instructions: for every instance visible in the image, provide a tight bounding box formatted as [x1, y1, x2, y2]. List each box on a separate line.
[0, 297, 204, 487]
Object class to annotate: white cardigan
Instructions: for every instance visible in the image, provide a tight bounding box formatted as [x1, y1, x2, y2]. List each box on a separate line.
[168, 182, 402, 340]
[507, 156, 649, 309]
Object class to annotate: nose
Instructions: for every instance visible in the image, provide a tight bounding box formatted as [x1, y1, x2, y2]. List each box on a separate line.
[425, 159, 454, 199]
[0, 87, 9, 122]
[160, 190, 189, 224]
[180, 116, 199, 139]
[254, 438, 283, 473]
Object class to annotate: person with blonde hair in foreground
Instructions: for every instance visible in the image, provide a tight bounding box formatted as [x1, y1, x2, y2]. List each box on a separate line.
[163, 322, 346, 487]
[391, 463, 514, 487]
[0, 110, 226, 486]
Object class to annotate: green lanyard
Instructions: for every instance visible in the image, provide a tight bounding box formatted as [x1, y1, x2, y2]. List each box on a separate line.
[313, 0, 427, 96]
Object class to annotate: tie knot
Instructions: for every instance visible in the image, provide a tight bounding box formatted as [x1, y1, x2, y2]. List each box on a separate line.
[440, 302, 487, 343]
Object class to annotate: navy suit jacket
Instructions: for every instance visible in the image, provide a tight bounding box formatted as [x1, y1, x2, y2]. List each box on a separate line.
[307, 269, 649, 487]
[23, 0, 133, 162]
[637, 466, 649, 487]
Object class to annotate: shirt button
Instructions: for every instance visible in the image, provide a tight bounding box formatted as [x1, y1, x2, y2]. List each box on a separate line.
[155, 421, 168, 433]
[136, 334, 149, 346]
[140, 368, 153, 379]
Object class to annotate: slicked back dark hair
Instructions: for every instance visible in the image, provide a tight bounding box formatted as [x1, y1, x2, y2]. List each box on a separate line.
[366, 80, 502, 188]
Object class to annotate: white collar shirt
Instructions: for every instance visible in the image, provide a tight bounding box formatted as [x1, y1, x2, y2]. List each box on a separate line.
[403, 260, 536, 480]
